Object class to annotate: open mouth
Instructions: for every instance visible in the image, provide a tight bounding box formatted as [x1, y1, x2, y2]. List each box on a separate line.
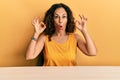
[58, 25, 63, 30]
[59, 26, 62, 27]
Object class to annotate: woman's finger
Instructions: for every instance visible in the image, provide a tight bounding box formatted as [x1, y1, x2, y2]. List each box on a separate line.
[34, 17, 37, 22]
[40, 22, 46, 28]
[82, 15, 87, 21]
[79, 14, 82, 20]
[76, 20, 81, 25]
[82, 15, 85, 20]
[36, 18, 40, 24]
[32, 17, 37, 25]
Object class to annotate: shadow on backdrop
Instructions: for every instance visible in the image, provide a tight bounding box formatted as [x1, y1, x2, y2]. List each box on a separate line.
[37, 51, 44, 66]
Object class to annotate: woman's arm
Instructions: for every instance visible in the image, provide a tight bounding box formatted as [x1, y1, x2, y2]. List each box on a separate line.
[75, 30, 97, 56]
[26, 17, 46, 60]
[75, 15, 97, 56]
[26, 33, 46, 60]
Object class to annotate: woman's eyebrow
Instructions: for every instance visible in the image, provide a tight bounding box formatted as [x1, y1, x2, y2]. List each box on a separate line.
[54, 13, 67, 15]
[63, 13, 67, 15]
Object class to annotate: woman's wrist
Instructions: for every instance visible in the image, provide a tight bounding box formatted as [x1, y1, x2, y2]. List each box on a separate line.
[32, 37, 37, 41]
[34, 32, 41, 37]
[81, 28, 87, 33]
[32, 32, 40, 41]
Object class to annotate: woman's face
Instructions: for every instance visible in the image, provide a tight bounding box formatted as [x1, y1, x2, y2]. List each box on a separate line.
[53, 7, 67, 31]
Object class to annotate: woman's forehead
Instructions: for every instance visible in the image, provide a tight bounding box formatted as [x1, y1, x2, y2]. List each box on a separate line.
[54, 7, 67, 15]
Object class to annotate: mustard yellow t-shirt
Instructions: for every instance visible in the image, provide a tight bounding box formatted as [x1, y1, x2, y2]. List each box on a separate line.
[43, 33, 77, 66]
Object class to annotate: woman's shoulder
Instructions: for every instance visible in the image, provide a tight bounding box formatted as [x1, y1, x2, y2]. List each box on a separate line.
[73, 33, 83, 41]
[68, 33, 77, 41]
[38, 33, 47, 42]
[74, 33, 79, 38]
[69, 33, 78, 38]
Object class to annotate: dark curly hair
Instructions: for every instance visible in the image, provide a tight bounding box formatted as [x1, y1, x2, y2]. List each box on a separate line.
[43, 3, 75, 41]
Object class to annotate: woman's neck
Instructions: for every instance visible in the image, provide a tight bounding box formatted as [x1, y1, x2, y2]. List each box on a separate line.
[54, 31, 67, 37]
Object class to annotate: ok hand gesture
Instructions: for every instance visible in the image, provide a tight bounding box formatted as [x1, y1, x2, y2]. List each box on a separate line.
[32, 17, 46, 35]
[75, 15, 87, 32]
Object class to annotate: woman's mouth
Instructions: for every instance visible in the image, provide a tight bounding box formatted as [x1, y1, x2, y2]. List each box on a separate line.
[56, 25, 63, 30]
[59, 26, 62, 27]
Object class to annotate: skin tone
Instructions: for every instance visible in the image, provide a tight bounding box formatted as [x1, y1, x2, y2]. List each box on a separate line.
[26, 7, 97, 60]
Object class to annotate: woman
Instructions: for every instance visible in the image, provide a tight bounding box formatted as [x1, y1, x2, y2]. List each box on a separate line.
[26, 3, 97, 66]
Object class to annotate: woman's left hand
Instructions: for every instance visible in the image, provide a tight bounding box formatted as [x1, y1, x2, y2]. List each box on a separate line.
[75, 14, 87, 31]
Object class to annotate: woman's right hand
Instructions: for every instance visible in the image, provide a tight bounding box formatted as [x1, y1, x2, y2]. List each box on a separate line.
[32, 17, 46, 35]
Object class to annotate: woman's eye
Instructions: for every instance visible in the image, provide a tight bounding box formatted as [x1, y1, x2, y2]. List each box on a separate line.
[54, 16, 59, 18]
[63, 16, 67, 18]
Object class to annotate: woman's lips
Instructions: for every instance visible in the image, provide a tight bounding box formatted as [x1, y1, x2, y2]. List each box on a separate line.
[60, 26, 62, 27]
[55, 24, 64, 30]
[57, 25, 63, 30]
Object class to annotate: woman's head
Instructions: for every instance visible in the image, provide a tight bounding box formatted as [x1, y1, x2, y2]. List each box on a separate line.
[53, 7, 67, 32]
[43, 3, 75, 39]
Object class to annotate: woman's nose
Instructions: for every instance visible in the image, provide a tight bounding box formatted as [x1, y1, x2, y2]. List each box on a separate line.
[59, 17, 62, 23]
